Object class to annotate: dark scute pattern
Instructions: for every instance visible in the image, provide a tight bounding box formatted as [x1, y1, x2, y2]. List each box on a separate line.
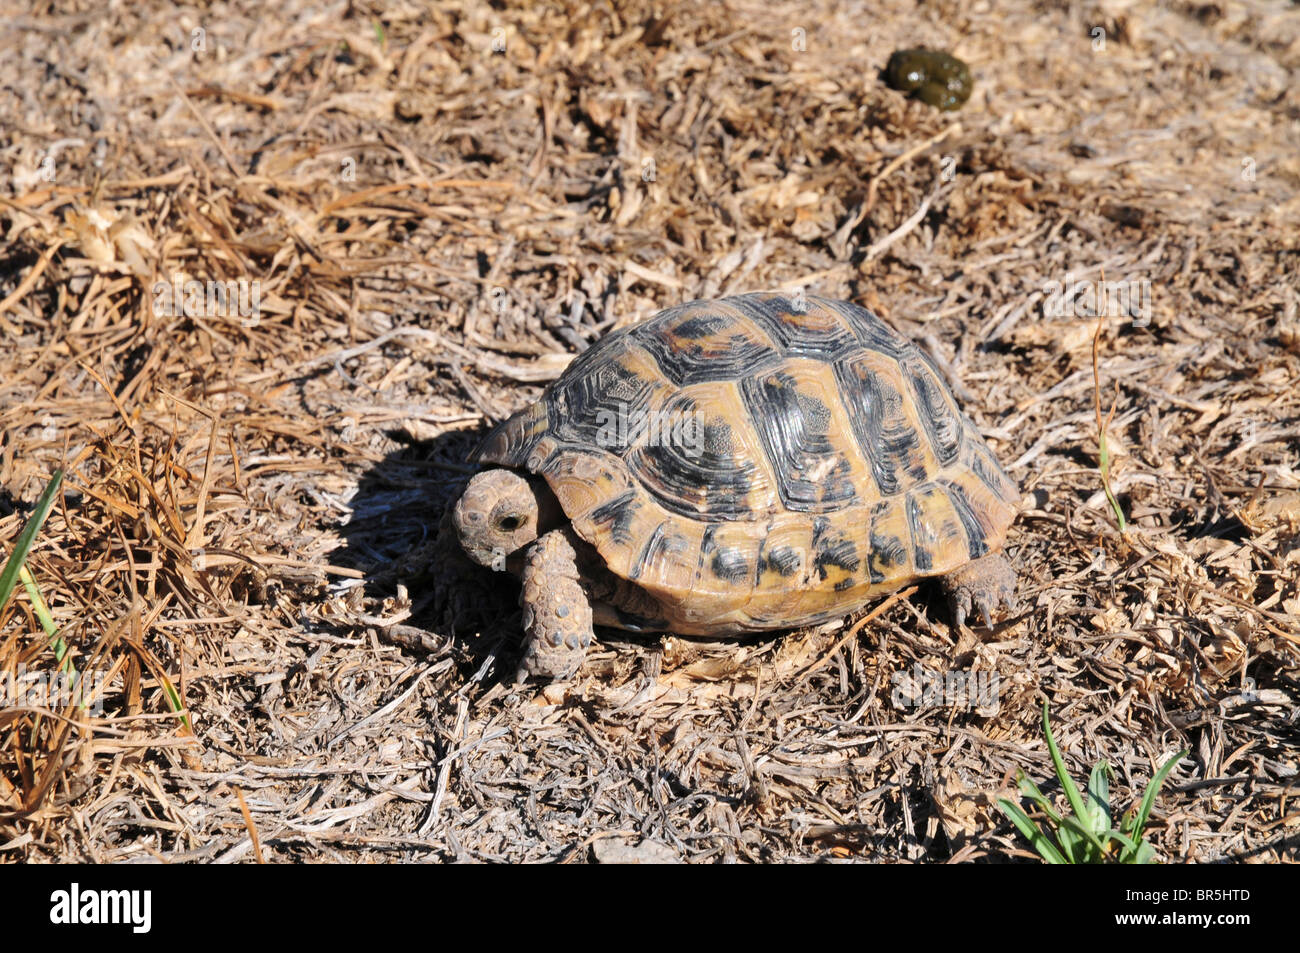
[902, 356, 961, 466]
[941, 479, 990, 559]
[728, 294, 861, 360]
[635, 303, 782, 386]
[812, 518, 860, 581]
[630, 402, 764, 521]
[548, 356, 656, 449]
[905, 494, 934, 571]
[816, 537, 860, 574]
[711, 548, 751, 582]
[671, 314, 731, 339]
[470, 410, 542, 467]
[740, 370, 858, 512]
[629, 522, 667, 580]
[555, 322, 640, 382]
[824, 298, 909, 355]
[587, 491, 640, 546]
[764, 545, 803, 577]
[867, 511, 907, 584]
[701, 524, 751, 584]
[833, 359, 921, 497]
[970, 442, 1015, 502]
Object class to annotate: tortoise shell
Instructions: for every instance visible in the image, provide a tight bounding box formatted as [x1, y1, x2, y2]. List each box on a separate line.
[472, 293, 1019, 636]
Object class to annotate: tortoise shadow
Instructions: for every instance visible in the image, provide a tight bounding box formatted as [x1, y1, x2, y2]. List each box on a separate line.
[328, 424, 523, 679]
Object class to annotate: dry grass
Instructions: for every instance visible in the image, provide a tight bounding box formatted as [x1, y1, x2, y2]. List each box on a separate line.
[0, 0, 1297, 863]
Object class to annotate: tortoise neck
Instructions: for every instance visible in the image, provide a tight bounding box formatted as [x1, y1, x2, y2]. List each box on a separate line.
[526, 473, 565, 537]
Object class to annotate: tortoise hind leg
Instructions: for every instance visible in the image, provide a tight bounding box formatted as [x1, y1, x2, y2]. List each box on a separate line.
[940, 551, 1018, 629]
[518, 529, 593, 681]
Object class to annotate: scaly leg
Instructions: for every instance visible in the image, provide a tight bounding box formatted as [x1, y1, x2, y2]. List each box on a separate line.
[517, 529, 594, 680]
[940, 551, 1018, 630]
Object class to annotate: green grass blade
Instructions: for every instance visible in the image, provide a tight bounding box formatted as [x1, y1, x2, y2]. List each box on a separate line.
[18, 563, 59, 639]
[1103, 827, 1143, 861]
[997, 798, 1067, 864]
[1042, 702, 1092, 827]
[1016, 772, 1063, 823]
[158, 672, 190, 732]
[1055, 820, 1088, 863]
[1058, 813, 1109, 861]
[1130, 748, 1189, 841]
[0, 469, 63, 615]
[19, 564, 72, 671]
[1086, 760, 1113, 836]
[1098, 432, 1127, 532]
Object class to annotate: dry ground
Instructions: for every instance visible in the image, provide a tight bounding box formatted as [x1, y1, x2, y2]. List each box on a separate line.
[1, 0, 1298, 863]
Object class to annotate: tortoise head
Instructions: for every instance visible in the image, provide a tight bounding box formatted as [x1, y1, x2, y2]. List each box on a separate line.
[452, 468, 561, 569]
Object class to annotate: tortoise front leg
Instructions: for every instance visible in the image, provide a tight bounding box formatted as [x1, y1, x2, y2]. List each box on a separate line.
[517, 529, 594, 681]
[940, 551, 1018, 630]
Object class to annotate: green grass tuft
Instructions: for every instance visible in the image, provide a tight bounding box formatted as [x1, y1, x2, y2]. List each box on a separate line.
[997, 701, 1187, 863]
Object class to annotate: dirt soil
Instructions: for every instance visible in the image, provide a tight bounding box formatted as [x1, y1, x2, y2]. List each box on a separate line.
[1, 0, 1298, 863]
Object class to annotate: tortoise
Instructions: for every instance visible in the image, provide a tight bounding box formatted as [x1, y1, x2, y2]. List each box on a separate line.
[452, 293, 1020, 680]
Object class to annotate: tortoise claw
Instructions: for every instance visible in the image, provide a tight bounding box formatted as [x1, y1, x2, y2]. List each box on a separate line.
[951, 587, 973, 629]
[940, 552, 1018, 631]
